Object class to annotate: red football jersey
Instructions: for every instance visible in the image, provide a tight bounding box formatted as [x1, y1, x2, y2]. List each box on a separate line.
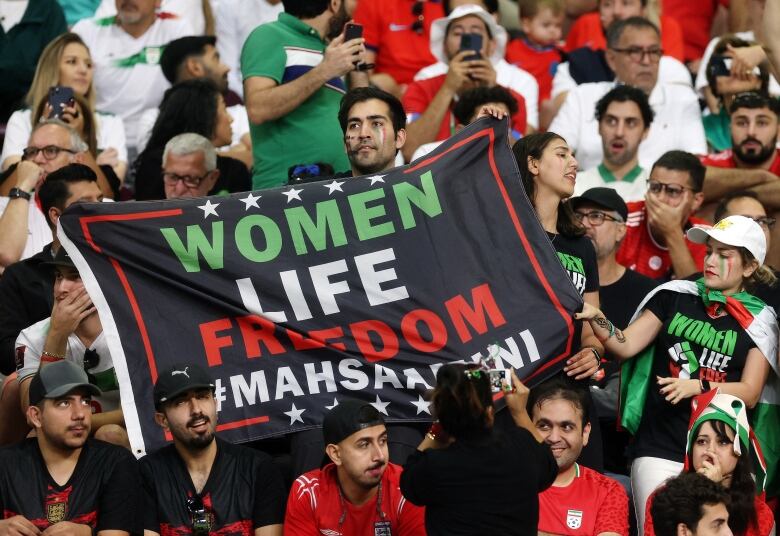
[616, 201, 708, 279]
[354, 0, 444, 85]
[505, 37, 562, 103]
[563, 12, 685, 62]
[700, 149, 780, 176]
[538, 464, 629, 536]
[403, 75, 528, 139]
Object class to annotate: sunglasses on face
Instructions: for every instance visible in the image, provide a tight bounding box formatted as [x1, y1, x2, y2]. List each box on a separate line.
[647, 181, 694, 198]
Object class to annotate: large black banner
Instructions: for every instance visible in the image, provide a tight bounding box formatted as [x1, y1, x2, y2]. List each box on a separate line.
[59, 118, 583, 456]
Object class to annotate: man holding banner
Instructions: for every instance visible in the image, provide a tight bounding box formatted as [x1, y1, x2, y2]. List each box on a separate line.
[140, 364, 286, 536]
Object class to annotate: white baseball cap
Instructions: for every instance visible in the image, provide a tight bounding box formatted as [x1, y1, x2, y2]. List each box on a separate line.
[429, 4, 507, 65]
[686, 215, 767, 265]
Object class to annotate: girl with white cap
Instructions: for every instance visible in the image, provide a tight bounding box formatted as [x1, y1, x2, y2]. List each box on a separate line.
[575, 215, 779, 530]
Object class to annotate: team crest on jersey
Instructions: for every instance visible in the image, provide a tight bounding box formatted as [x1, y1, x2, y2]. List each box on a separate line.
[47, 502, 67, 524]
[566, 509, 583, 529]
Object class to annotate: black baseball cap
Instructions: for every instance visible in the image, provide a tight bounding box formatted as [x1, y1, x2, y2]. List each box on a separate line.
[569, 187, 628, 221]
[153, 363, 215, 409]
[29, 360, 101, 406]
[323, 400, 385, 446]
[160, 35, 217, 84]
[41, 247, 77, 269]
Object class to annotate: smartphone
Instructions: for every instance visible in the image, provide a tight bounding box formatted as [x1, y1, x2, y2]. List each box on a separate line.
[708, 55, 731, 78]
[47, 86, 75, 119]
[459, 33, 483, 61]
[344, 22, 363, 42]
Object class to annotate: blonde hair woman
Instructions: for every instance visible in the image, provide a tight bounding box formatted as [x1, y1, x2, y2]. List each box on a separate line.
[1, 32, 127, 180]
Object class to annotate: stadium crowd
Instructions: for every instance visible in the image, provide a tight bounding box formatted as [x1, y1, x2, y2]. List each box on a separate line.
[1, 0, 780, 534]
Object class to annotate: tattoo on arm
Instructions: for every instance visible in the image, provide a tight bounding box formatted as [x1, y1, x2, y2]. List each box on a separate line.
[594, 316, 609, 331]
[615, 329, 626, 343]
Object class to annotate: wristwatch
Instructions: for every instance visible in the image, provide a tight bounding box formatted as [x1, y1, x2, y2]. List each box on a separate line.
[8, 187, 31, 201]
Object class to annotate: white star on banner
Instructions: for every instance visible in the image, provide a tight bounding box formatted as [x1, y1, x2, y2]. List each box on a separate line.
[371, 395, 390, 415]
[197, 199, 219, 218]
[324, 180, 344, 194]
[365, 175, 385, 185]
[410, 395, 431, 415]
[240, 192, 261, 210]
[325, 397, 339, 410]
[282, 187, 303, 203]
[284, 403, 305, 424]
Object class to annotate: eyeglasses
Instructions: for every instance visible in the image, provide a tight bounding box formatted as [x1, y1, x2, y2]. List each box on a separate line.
[22, 145, 76, 161]
[610, 46, 663, 63]
[574, 210, 624, 226]
[162, 171, 211, 189]
[186, 496, 210, 536]
[647, 181, 695, 198]
[747, 216, 777, 229]
[411, 1, 424, 34]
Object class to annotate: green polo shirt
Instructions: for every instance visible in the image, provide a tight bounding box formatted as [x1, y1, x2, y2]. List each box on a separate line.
[241, 13, 350, 190]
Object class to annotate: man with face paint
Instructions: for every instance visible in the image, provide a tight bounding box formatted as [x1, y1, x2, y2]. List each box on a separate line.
[140, 363, 286, 536]
[336, 87, 407, 177]
[698, 92, 780, 267]
[284, 400, 425, 536]
[529, 378, 630, 536]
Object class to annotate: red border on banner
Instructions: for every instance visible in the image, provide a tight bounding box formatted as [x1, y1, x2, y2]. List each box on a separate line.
[406, 127, 576, 380]
[79, 125, 576, 437]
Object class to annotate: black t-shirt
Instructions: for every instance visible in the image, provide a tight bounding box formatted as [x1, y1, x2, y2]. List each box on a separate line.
[0, 438, 141, 532]
[400, 426, 557, 536]
[599, 269, 658, 371]
[631, 290, 757, 462]
[549, 232, 599, 297]
[140, 438, 286, 536]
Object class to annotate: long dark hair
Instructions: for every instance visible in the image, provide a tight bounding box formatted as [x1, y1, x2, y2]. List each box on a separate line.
[687, 420, 757, 534]
[432, 364, 493, 440]
[512, 132, 583, 238]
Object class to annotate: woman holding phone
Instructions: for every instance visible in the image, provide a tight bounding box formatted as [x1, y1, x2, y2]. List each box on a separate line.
[1, 32, 127, 181]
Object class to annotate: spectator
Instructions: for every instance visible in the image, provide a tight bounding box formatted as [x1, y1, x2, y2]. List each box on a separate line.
[512, 132, 603, 379]
[353, 0, 445, 97]
[400, 364, 557, 535]
[529, 378, 630, 536]
[133, 79, 250, 200]
[0, 0, 67, 124]
[576, 214, 777, 529]
[0, 163, 103, 445]
[505, 0, 565, 108]
[550, 17, 705, 171]
[72, 0, 193, 157]
[617, 150, 707, 280]
[161, 134, 220, 199]
[564, 0, 684, 61]
[0, 360, 141, 534]
[713, 191, 780, 310]
[0, 120, 114, 267]
[242, 0, 367, 189]
[141, 363, 286, 536]
[136, 35, 252, 169]
[16, 245, 128, 447]
[569, 187, 657, 475]
[403, 5, 532, 161]
[645, 392, 775, 536]
[412, 85, 520, 160]
[651, 472, 732, 536]
[412, 4, 539, 129]
[337, 87, 407, 177]
[573, 85, 654, 201]
[58, 0, 102, 26]
[214, 0, 284, 98]
[698, 93, 780, 266]
[94, 0, 214, 35]
[285, 399, 425, 535]
[700, 37, 771, 152]
[1, 32, 128, 182]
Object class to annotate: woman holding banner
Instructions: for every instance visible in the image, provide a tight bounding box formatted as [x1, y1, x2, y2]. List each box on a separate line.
[575, 215, 777, 530]
[511, 131, 604, 469]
